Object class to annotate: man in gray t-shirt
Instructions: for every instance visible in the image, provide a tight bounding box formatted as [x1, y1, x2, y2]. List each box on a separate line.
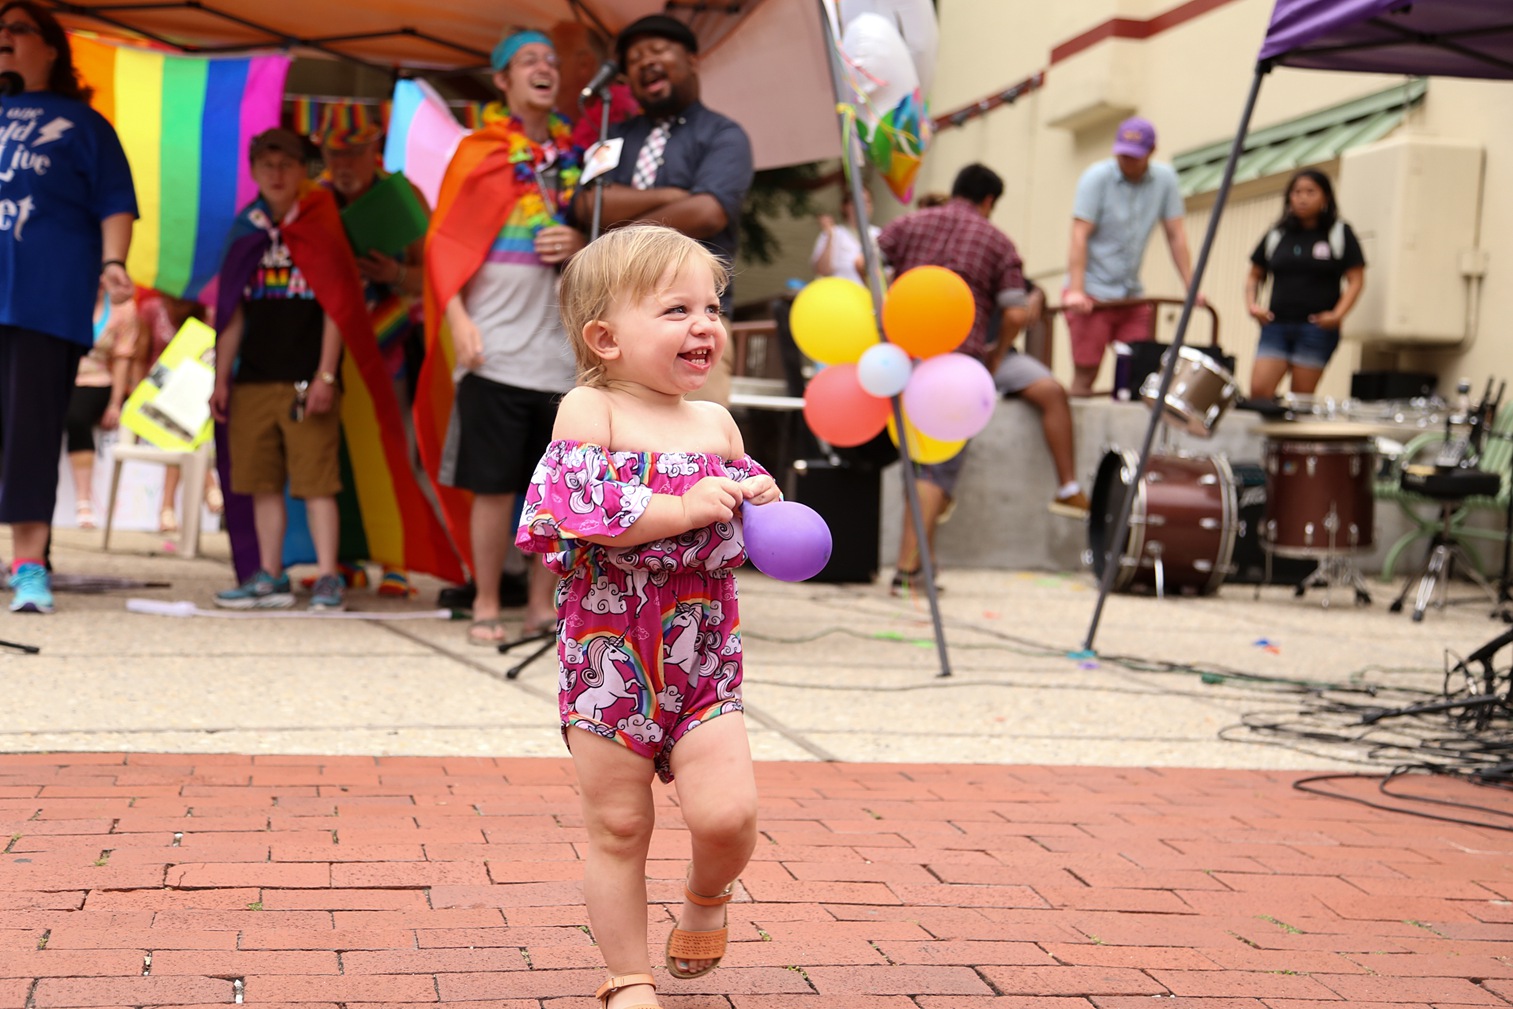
[1063, 117, 1198, 396]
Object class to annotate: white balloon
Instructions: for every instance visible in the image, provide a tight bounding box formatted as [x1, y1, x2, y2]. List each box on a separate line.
[840, 12, 919, 124]
[836, 0, 939, 95]
[857, 342, 913, 398]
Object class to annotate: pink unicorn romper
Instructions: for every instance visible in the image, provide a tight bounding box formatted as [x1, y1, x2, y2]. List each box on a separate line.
[516, 439, 771, 781]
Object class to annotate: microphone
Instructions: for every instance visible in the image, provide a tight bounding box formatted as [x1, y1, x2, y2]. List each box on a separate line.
[0, 72, 25, 98]
[579, 60, 618, 104]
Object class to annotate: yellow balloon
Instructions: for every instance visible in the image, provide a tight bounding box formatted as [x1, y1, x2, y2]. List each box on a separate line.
[886, 411, 966, 464]
[789, 278, 881, 365]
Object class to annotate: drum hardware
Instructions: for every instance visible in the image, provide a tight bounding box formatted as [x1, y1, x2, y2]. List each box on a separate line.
[1358, 626, 1512, 731]
[1139, 345, 1239, 438]
[1258, 427, 1378, 608]
[1087, 449, 1237, 599]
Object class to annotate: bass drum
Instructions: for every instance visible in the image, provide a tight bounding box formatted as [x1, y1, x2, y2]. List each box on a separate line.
[1088, 449, 1238, 596]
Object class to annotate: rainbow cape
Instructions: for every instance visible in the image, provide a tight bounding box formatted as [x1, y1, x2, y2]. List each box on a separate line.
[214, 182, 466, 585]
[416, 110, 579, 570]
[72, 36, 288, 300]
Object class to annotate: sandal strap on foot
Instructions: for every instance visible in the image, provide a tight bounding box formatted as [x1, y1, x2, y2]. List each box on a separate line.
[685, 883, 734, 906]
[595, 973, 656, 1003]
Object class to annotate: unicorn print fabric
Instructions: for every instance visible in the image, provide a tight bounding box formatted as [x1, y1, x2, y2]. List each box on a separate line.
[517, 439, 772, 781]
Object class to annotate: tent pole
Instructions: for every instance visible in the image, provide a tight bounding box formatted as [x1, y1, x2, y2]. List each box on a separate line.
[1082, 63, 1270, 654]
[816, 0, 952, 677]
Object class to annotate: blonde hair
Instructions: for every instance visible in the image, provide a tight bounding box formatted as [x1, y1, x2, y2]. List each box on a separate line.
[559, 224, 730, 387]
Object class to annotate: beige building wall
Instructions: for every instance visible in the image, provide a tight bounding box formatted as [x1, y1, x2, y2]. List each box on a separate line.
[914, 0, 1509, 404]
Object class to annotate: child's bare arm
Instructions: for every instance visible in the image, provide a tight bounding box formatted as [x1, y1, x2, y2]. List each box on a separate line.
[551, 388, 744, 547]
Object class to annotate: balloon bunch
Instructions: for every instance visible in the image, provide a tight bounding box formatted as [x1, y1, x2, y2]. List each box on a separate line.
[791, 267, 997, 463]
[839, 5, 937, 204]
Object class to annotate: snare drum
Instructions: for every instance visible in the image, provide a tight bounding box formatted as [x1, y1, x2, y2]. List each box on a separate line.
[1088, 449, 1238, 596]
[1139, 346, 1238, 437]
[1261, 434, 1376, 557]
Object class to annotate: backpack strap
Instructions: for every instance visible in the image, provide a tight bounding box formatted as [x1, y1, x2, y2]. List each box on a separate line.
[1264, 226, 1283, 260]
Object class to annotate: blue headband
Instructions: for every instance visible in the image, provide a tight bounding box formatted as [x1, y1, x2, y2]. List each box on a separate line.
[491, 30, 553, 72]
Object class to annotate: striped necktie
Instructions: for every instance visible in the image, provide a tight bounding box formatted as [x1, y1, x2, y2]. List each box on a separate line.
[632, 121, 670, 190]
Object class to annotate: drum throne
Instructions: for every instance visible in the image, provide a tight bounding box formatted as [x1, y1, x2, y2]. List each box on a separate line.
[1389, 466, 1504, 621]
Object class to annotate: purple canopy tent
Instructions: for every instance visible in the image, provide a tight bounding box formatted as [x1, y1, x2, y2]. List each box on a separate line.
[1084, 0, 1513, 650]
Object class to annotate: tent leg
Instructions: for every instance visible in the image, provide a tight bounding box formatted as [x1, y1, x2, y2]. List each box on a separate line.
[1082, 64, 1270, 654]
[817, 0, 951, 677]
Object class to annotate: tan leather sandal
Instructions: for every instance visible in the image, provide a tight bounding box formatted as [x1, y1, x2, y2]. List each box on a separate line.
[664, 869, 735, 980]
[595, 972, 659, 1009]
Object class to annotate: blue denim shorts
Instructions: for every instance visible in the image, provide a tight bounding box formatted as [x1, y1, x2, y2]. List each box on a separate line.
[1257, 321, 1339, 370]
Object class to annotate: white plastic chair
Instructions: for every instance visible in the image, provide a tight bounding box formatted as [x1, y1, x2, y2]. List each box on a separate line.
[101, 434, 214, 559]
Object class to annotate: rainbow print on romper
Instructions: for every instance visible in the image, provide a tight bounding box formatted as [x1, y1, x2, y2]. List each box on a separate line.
[71, 35, 290, 300]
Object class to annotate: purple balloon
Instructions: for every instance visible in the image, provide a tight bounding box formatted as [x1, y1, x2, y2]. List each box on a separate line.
[741, 500, 833, 582]
[901, 352, 997, 441]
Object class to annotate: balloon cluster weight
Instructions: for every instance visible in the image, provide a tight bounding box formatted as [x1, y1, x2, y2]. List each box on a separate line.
[742, 501, 833, 582]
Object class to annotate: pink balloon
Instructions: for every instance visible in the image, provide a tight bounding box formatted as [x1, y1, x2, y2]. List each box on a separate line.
[803, 364, 891, 447]
[901, 353, 997, 441]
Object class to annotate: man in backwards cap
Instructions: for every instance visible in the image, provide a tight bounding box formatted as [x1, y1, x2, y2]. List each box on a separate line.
[1062, 116, 1199, 396]
[572, 14, 753, 404]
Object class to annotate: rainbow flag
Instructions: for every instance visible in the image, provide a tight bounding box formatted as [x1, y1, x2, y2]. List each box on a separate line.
[72, 36, 289, 300]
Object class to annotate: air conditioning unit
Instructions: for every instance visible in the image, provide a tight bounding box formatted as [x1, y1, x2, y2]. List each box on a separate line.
[1339, 134, 1483, 345]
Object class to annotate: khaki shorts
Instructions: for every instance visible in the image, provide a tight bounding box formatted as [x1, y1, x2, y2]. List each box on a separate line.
[227, 381, 342, 499]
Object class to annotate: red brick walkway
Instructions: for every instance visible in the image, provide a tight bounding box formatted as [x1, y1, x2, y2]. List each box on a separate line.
[1, 755, 1510, 1008]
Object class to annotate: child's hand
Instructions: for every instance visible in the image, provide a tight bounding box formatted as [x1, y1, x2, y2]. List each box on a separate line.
[740, 475, 780, 506]
[681, 477, 744, 528]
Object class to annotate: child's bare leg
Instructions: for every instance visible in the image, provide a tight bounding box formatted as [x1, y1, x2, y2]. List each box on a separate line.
[667, 713, 758, 976]
[572, 731, 660, 1008]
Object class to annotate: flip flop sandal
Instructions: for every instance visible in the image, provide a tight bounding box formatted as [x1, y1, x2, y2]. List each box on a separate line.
[467, 617, 509, 646]
[664, 867, 734, 980]
[595, 973, 659, 1009]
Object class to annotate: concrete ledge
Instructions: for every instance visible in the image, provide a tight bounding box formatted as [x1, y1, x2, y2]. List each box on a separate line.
[881, 398, 1419, 574]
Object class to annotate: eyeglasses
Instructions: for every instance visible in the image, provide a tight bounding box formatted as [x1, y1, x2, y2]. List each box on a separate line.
[511, 52, 559, 71]
[0, 21, 42, 36]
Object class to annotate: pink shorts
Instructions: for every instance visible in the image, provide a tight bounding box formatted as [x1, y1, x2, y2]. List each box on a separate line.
[557, 568, 743, 783]
[1066, 301, 1155, 368]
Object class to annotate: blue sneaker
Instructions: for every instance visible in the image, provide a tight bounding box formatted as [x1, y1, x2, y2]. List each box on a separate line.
[308, 573, 346, 612]
[9, 563, 54, 614]
[215, 570, 294, 610]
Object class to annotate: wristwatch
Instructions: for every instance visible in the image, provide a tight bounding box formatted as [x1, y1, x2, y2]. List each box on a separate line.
[316, 371, 337, 386]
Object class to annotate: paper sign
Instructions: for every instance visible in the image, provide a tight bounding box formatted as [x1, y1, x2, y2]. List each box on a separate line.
[580, 138, 624, 185]
[121, 317, 217, 451]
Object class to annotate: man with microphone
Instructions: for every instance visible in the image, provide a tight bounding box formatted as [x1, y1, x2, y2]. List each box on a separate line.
[571, 14, 753, 404]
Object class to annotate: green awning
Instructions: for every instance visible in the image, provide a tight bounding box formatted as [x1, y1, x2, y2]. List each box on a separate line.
[1173, 78, 1427, 197]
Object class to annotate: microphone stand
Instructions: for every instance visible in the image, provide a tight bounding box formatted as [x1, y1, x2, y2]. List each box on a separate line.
[585, 83, 613, 241]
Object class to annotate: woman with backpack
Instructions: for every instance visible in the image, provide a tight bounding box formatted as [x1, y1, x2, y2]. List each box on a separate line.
[1244, 169, 1366, 400]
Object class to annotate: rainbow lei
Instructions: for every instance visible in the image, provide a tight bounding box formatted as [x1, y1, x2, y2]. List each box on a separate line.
[480, 102, 582, 224]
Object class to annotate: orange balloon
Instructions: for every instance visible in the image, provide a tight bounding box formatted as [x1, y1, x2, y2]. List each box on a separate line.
[881, 266, 975, 359]
[803, 364, 891, 447]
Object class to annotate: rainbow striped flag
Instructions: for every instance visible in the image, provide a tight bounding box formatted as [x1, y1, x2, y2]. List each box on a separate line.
[72, 36, 290, 300]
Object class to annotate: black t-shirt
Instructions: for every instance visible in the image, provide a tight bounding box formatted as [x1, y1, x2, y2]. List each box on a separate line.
[235, 230, 327, 383]
[1249, 221, 1365, 324]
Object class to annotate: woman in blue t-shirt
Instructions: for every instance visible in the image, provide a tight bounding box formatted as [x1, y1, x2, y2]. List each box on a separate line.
[0, 1, 138, 614]
[1243, 169, 1366, 401]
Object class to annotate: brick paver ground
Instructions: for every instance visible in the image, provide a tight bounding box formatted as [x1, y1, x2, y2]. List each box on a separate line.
[1, 754, 1510, 1008]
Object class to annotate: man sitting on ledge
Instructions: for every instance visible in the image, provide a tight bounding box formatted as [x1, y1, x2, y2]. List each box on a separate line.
[878, 163, 1088, 595]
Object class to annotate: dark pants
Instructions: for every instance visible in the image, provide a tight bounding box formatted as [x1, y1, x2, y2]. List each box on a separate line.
[0, 326, 85, 525]
[65, 385, 112, 455]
